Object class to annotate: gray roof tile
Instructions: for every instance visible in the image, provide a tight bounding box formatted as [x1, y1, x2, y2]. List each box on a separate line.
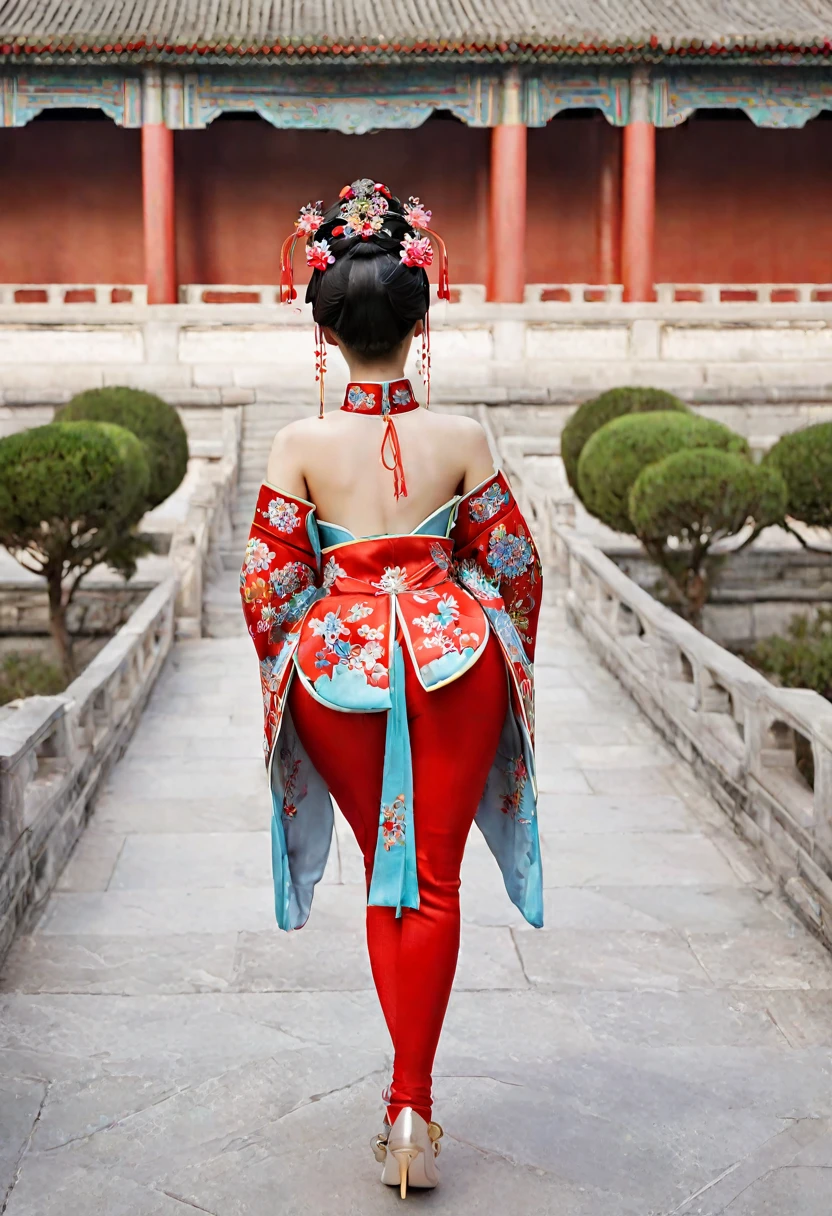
[0, 0, 831, 58]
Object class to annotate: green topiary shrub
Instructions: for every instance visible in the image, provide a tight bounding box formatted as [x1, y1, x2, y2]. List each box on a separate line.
[763, 422, 832, 531]
[561, 386, 689, 496]
[0, 421, 150, 674]
[0, 652, 66, 706]
[628, 448, 788, 624]
[56, 386, 189, 509]
[750, 609, 832, 703]
[577, 411, 751, 535]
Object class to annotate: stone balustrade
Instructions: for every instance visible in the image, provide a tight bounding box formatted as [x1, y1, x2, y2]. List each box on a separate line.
[0, 576, 176, 959]
[0, 400, 242, 962]
[549, 522, 832, 951]
[169, 405, 241, 636]
[1, 298, 832, 423]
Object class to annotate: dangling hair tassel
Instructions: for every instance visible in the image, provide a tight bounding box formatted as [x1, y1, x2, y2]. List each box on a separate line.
[381, 416, 408, 500]
[421, 313, 432, 409]
[425, 228, 450, 300]
[279, 233, 299, 303]
[314, 323, 326, 418]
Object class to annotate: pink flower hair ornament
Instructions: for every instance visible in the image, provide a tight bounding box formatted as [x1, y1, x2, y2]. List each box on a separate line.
[400, 233, 433, 269]
[403, 196, 432, 229]
[296, 201, 324, 237]
[279, 181, 451, 303]
[306, 239, 335, 272]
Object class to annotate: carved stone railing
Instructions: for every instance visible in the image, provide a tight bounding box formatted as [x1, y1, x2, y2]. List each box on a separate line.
[0, 576, 176, 960]
[552, 523, 832, 951]
[168, 405, 241, 636]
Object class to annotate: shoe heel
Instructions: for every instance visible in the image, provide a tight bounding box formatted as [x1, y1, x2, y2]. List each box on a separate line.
[391, 1147, 420, 1198]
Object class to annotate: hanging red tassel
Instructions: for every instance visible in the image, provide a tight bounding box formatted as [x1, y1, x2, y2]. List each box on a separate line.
[314, 322, 326, 418]
[421, 313, 432, 409]
[424, 228, 450, 300]
[380, 416, 408, 499]
[279, 233, 299, 303]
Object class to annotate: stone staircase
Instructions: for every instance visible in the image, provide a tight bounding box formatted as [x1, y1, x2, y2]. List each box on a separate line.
[203, 402, 307, 638]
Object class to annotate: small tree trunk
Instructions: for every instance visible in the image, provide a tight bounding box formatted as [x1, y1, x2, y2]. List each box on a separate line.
[46, 567, 73, 678]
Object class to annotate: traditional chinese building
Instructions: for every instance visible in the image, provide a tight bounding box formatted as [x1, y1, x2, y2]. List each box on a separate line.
[1, 2, 832, 304]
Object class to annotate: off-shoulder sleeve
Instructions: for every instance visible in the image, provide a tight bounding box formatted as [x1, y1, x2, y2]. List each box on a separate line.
[451, 470, 543, 662]
[240, 484, 321, 661]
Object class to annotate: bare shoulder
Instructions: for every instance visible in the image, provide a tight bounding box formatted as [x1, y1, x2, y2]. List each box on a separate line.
[425, 413, 496, 492]
[430, 411, 490, 449]
[266, 417, 321, 497]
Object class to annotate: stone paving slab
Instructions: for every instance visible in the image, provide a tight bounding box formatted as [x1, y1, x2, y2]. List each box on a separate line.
[2, 587, 832, 1214]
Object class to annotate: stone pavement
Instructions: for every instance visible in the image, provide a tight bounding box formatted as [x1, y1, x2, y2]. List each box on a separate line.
[3, 579, 832, 1216]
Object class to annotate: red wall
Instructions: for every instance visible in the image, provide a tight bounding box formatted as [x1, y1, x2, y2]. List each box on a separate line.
[655, 116, 832, 283]
[174, 120, 490, 287]
[0, 120, 143, 282]
[1, 112, 831, 286]
[526, 118, 616, 283]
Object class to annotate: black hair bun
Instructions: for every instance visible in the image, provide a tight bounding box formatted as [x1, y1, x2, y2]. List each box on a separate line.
[306, 178, 430, 360]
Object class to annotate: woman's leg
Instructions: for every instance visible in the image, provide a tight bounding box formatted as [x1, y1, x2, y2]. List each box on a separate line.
[386, 635, 507, 1124]
[287, 635, 508, 1124]
[286, 677, 402, 1041]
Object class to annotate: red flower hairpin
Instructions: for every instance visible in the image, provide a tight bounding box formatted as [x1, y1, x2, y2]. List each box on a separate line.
[400, 233, 433, 268]
[403, 197, 432, 229]
[306, 239, 336, 272]
[295, 201, 324, 237]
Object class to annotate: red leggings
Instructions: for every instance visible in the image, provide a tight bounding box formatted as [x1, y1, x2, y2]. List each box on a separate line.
[288, 634, 507, 1125]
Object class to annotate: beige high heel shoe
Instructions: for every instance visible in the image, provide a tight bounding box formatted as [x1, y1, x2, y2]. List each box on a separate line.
[376, 1107, 443, 1197]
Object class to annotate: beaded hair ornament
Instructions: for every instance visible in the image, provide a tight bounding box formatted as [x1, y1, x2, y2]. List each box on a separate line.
[279, 178, 451, 416]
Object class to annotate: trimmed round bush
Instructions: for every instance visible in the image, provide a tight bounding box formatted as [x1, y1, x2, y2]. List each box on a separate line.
[763, 422, 832, 530]
[561, 386, 689, 496]
[0, 421, 149, 543]
[629, 448, 788, 544]
[577, 411, 750, 534]
[56, 386, 188, 509]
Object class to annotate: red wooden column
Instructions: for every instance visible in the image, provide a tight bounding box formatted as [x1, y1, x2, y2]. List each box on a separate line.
[621, 70, 656, 303]
[486, 69, 527, 303]
[142, 71, 177, 305]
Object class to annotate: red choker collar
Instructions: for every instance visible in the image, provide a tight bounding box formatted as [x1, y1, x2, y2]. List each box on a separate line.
[341, 379, 421, 417]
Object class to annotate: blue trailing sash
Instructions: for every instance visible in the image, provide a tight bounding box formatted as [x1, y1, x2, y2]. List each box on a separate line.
[367, 639, 419, 915]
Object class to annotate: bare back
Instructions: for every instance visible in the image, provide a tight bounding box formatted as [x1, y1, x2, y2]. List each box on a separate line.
[266, 407, 496, 537]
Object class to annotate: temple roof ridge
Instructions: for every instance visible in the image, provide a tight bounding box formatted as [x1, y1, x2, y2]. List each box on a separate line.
[1, 0, 832, 64]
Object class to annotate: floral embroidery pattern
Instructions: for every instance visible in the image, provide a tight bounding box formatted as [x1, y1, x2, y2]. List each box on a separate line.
[242, 575, 268, 604]
[263, 497, 301, 533]
[488, 524, 534, 581]
[322, 556, 346, 589]
[454, 557, 500, 602]
[381, 795, 407, 849]
[346, 602, 374, 621]
[413, 595, 479, 654]
[508, 594, 536, 643]
[373, 566, 409, 594]
[346, 385, 374, 411]
[279, 741, 308, 819]
[244, 538, 275, 574]
[271, 562, 318, 628]
[392, 386, 414, 406]
[501, 755, 530, 823]
[309, 608, 387, 683]
[429, 541, 451, 572]
[469, 481, 510, 524]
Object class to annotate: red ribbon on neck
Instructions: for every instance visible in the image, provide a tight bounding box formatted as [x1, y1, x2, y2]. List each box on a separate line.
[380, 416, 408, 500]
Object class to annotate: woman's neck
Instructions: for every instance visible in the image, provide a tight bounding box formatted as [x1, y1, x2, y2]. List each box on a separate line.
[344, 358, 408, 384]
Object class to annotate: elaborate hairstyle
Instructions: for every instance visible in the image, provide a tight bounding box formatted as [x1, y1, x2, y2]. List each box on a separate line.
[280, 179, 450, 413]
